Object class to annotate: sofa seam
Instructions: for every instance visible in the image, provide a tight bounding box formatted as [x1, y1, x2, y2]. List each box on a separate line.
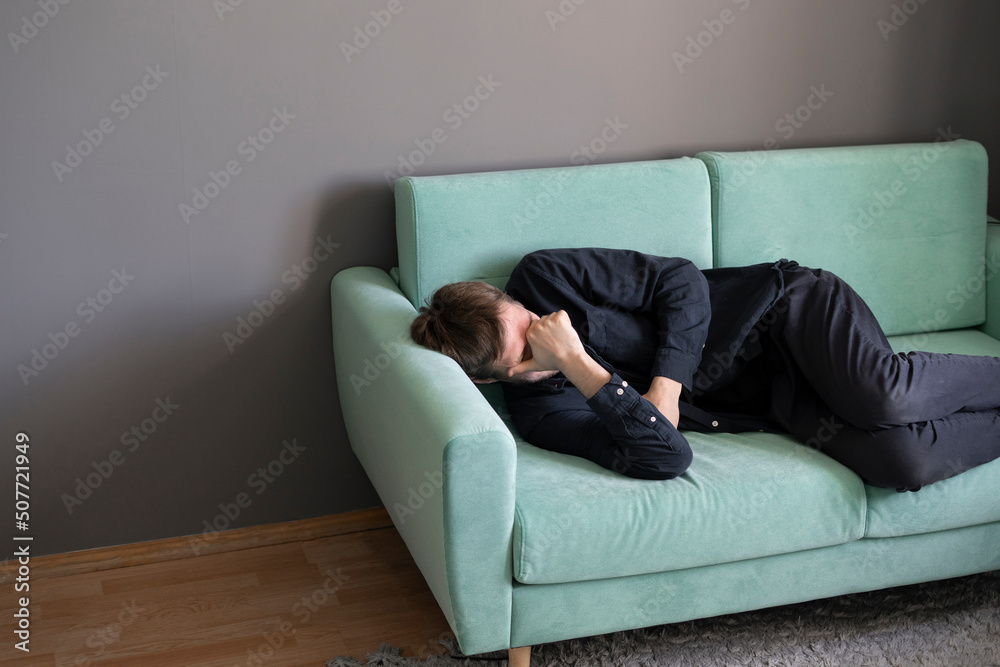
[861, 481, 870, 538]
[513, 502, 526, 584]
[706, 159, 720, 268]
[445, 426, 516, 444]
[402, 178, 421, 306]
[694, 152, 722, 267]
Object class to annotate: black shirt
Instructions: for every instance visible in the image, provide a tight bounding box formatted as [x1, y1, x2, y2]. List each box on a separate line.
[500, 247, 793, 479]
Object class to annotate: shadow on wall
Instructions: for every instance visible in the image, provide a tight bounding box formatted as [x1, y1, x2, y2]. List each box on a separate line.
[875, 0, 997, 200]
[945, 2, 1000, 216]
[664, 2, 995, 160]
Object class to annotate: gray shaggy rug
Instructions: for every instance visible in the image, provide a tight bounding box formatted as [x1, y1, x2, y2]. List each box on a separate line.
[326, 570, 1000, 666]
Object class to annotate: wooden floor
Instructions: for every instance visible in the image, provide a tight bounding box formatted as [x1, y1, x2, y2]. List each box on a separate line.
[0, 510, 457, 666]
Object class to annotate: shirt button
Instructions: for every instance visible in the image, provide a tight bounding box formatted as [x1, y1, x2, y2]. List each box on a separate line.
[621, 381, 628, 387]
[616, 388, 624, 396]
[650, 416, 656, 423]
[711, 420, 719, 428]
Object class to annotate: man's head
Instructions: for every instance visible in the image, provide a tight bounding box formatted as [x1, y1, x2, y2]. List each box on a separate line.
[410, 281, 556, 384]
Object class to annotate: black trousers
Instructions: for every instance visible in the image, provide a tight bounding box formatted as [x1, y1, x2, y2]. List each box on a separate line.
[742, 263, 1000, 491]
[702, 262, 1000, 491]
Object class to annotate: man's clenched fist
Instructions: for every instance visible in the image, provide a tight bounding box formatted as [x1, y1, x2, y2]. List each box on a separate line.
[508, 310, 585, 377]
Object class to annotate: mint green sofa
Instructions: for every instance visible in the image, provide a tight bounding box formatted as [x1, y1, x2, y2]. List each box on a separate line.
[330, 140, 1000, 662]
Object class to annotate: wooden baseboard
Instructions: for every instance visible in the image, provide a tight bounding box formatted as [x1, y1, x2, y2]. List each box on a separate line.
[31, 506, 393, 580]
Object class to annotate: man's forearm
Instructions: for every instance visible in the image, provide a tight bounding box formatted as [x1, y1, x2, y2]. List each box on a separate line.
[557, 342, 680, 427]
[582, 371, 693, 479]
[559, 350, 612, 399]
[643, 376, 682, 428]
[565, 354, 680, 432]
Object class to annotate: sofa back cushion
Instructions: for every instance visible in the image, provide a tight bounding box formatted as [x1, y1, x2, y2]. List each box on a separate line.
[394, 158, 713, 310]
[697, 140, 988, 336]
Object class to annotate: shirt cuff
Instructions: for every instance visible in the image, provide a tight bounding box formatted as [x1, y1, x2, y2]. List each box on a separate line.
[585, 373, 675, 441]
[587, 372, 640, 413]
[651, 348, 703, 390]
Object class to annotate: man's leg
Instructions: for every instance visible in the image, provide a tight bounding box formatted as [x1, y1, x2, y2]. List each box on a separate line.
[771, 263, 1000, 430]
[763, 262, 1000, 488]
[764, 349, 1000, 490]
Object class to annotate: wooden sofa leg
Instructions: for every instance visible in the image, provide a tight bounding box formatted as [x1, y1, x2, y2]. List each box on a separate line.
[508, 645, 531, 666]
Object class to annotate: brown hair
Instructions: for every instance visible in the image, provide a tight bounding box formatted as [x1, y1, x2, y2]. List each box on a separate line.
[410, 281, 514, 380]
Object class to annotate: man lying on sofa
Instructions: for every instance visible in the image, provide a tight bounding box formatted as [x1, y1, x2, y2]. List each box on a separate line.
[410, 247, 1000, 491]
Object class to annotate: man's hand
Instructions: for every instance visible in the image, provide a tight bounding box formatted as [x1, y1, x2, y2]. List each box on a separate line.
[508, 311, 610, 398]
[643, 376, 682, 428]
[508, 310, 583, 375]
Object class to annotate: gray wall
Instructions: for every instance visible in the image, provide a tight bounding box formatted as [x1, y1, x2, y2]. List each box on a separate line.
[2, 0, 997, 557]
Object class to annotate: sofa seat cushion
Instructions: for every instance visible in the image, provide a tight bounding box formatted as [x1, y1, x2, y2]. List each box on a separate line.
[864, 328, 1000, 538]
[511, 430, 866, 585]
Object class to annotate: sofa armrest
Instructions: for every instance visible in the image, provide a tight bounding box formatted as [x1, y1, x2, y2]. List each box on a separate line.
[983, 219, 1000, 342]
[331, 266, 516, 655]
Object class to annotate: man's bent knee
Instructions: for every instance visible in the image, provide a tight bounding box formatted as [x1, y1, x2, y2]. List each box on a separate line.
[842, 389, 919, 430]
[614, 448, 692, 481]
[818, 424, 934, 490]
[861, 435, 935, 491]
